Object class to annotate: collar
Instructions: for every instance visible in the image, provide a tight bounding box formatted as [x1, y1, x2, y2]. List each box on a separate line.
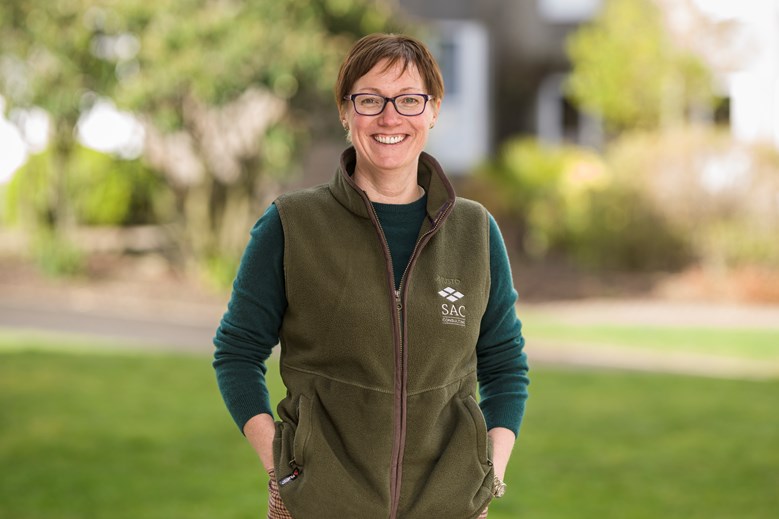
[328, 146, 456, 224]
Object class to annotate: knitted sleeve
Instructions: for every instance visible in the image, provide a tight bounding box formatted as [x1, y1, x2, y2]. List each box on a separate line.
[213, 203, 287, 433]
[476, 213, 530, 437]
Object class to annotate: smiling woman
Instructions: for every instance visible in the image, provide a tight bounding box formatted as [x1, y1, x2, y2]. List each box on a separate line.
[213, 33, 529, 519]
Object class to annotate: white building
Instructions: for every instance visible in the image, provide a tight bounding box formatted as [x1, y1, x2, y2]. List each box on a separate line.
[694, 0, 779, 149]
[400, 0, 779, 170]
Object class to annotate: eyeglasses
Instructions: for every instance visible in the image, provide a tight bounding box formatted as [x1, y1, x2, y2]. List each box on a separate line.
[344, 93, 433, 116]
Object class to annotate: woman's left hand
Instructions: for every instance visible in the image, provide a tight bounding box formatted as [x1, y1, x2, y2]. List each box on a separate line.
[488, 427, 516, 480]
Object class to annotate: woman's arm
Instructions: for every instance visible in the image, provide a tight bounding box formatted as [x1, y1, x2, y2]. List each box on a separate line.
[213, 204, 287, 435]
[476, 213, 530, 465]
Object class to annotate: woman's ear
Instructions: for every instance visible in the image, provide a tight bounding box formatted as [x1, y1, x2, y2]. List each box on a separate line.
[432, 97, 442, 115]
[429, 98, 441, 128]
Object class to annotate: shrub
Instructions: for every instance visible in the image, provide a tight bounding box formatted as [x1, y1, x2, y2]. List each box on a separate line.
[606, 126, 779, 270]
[478, 136, 690, 271]
[567, 183, 691, 270]
[3, 145, 165, 228]
[2, 146, 168, 276]
[32, 228, 85, 277]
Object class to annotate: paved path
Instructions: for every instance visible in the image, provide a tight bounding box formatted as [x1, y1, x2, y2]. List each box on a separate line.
[2, 280, 779, 378]
[522, 298, 779, 330]
[0, 278, 225, 354]
[0, 300, 219, 354]
[522, 298, 779, 380]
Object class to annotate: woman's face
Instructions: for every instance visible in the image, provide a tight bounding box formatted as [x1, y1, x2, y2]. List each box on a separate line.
[342, 59, 440, 177]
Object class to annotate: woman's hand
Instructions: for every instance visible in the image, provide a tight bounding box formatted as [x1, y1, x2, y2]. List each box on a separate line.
[488, 427, 516, 480]
[243, 413, 277, 473]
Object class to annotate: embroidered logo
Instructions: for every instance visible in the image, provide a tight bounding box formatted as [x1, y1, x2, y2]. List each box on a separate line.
[439, 287, 466, 326]
[438, 287, 464, 302]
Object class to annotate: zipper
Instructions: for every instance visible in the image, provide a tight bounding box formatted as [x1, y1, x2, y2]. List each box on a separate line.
[363, 201, 404, 519]
[364, 200, 453, 519]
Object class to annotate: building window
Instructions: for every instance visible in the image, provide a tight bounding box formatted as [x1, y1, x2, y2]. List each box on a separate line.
[713, 96, 731, 126]
[537, 72, 603, 149]
[437, 40, 459, 97]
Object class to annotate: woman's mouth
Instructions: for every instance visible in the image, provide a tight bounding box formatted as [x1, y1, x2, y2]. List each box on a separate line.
[373, 134, 406, 145]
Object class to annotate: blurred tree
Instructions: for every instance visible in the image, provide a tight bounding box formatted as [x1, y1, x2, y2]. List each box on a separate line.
[565, 0, 715, 132]
[1, 0, 406, 283]
[111, 0, 404, 284]
[0, 0, 120, 264]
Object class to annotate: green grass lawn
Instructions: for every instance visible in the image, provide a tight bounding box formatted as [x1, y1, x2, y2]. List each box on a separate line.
[522, 313, 779, 362]
[1, 332, 778, 519]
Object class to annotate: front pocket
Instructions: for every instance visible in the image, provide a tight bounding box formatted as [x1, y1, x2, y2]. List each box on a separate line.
[272, 394, 311, 476]
[399, 392, 495, 517]
[463, 395, 490, 466]
[272, 420, 294, 478]
[274, 389, 395, 518]
[292, 394, 313, 466]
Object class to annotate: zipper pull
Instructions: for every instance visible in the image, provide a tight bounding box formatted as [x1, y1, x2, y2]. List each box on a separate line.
[395, 290, 402, 311]
[279, 467, 301, 486]
[280, 460, 302, 486]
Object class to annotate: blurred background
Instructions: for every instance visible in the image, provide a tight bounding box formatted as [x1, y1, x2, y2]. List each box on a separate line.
[1, 1, 778, 518]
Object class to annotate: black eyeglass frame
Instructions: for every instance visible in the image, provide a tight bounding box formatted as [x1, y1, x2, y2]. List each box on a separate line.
[343, 93, 434, 116]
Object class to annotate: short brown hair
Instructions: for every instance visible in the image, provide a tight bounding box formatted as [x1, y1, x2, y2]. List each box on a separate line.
[335, 33, 445, 111]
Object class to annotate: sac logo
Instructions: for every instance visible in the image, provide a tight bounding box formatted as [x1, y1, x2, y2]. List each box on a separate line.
[438, 287, 466, 327]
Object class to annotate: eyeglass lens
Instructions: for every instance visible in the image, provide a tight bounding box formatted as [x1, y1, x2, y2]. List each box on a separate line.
[352, 94, 428, 116]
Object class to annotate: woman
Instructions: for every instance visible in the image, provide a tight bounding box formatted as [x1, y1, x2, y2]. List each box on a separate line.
[213, 33, 529, 519]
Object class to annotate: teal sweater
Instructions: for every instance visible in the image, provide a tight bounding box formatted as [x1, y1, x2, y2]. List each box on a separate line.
[213, 195, 528, 436]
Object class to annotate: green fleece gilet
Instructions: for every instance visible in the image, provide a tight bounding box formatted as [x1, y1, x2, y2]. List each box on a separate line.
[272, 148, 494, 519]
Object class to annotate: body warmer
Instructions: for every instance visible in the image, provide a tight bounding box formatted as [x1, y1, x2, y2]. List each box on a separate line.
[272, 148, 495, 518]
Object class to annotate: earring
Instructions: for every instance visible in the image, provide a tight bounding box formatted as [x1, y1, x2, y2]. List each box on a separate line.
[341, 120, 348, 131]
[429, 122, 435, 129]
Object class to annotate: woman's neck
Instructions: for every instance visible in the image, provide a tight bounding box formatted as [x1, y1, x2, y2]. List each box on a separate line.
[353, 164, 424, 205]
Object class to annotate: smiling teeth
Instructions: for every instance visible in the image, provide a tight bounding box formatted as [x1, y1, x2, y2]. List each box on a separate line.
[375, 135, 405, 144]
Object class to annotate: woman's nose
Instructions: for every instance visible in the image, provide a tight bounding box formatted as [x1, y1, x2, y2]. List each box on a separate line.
[379, 100, 403, 124]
